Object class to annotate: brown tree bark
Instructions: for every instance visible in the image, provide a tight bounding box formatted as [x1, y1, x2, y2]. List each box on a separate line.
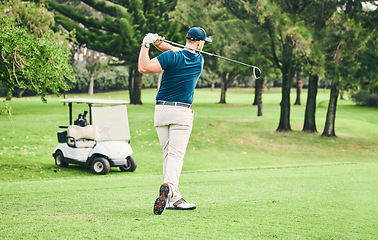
[17, 88, 26, 98]
[276, 36, 293, 132]
[219, 72, 227, 104]
[303, 74, 318, 132]
[88, 68, 106, 96]
[322, 80, 339, 137]
[128, 64, 143, 105]
[252, 78, 259, 105]
[128, 66, 134, 103]
[88, 75, 95, 96]
[257, 77, 265, 116]
[131, 68, 143, 105]
[294, 67, 303, 105]
[219, 72, 236, 104]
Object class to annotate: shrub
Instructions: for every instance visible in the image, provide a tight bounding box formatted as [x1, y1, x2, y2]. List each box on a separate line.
[350, 91, 378, 107]
[67, 64, 129, 93]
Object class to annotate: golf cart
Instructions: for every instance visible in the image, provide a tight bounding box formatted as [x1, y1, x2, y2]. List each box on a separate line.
[53, 98, 137, 175]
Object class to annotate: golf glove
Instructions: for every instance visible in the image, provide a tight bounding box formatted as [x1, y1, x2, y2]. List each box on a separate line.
[143, 33, 159, 47]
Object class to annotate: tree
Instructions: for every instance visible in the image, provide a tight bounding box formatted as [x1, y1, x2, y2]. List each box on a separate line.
[301, 0, 338, 133]
[214, 19, 250, 104]
[321, 0, 376, 137]
[0, 16, 74, 104]
[224, 0, 314, 131]
[302, 74, 318, 132]
[174, 0, 270, 105]
[2, 0, 55, 38]
[173, 0, 240, 104]
[75, 46, 111, 96]
[48, 0, 182, 104]
[0, 0, 74, 101]
[348, 1, 378, 104]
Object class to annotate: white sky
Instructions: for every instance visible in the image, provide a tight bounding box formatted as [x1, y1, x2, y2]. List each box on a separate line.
[362, 1, 377, 10]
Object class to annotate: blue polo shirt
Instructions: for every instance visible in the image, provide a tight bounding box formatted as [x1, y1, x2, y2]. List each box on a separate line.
[156, 50, 204, 104]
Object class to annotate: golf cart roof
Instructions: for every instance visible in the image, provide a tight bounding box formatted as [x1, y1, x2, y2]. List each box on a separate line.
[61, 98, 128, 105]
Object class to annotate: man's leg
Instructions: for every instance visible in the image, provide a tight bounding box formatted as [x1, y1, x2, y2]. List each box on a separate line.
[154, 126, 170, 215]
[155, 123, 192, 202]
[155, 126, 169, 186]
[153, 106, 195, 214]
[164, 122, 196, 210]
[163, 123, 192, 203]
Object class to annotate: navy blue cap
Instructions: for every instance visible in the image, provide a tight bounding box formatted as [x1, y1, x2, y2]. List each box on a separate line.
[186, 27, 212, 42]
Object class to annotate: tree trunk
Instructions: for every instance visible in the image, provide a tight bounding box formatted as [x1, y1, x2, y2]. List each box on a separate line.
[340, 90, 344, 100]
[276, 70, 292, 131]
[130, 66, 143, 105]
[219, 72, 227, 104]
[302, 0, 324, 132]
[322, 80, 339, 137]
[87, 58, 108, 97]
[276, 36, 293, 132]
[6, 86, 12, 101]
[88, 75, 95, 96]
[18, 88, 26, 98]
[128, 66, 134, 103]
[303, 74, 318, 133]
[252, 78, 259, 105]
[294, 67, 302, 105]
[257, 77, 265, 116]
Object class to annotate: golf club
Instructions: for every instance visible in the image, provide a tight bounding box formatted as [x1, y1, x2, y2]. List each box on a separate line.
[163, 39, 261, 79]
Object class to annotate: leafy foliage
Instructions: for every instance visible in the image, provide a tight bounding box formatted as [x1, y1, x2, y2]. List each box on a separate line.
[173, 0, 258, 103]
[0, 99, 11, 120]
[0, 17, 74, 102]
[48, 0, 183, 103]
[350, 91, 378, 107]
[68, 63, 129, 93]
[2, 0, 55, 38]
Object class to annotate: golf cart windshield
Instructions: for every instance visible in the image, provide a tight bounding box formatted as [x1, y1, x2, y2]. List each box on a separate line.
[61, 98, 130, 141]
[91, 104, 130, 141]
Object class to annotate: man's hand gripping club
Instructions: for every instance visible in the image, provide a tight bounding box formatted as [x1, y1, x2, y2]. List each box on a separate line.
[142, 33, 160, 48]
[138, 33, 164, 74]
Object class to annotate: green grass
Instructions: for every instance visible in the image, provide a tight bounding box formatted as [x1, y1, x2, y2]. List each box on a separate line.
[0, 88, 377, 239]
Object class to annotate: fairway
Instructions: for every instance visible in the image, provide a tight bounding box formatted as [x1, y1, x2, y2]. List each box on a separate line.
[0, 88, 377, 239]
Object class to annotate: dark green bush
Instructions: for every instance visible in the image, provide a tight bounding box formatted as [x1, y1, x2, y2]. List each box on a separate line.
[67, 64, 129, 93]
[350, 91, 378, 107]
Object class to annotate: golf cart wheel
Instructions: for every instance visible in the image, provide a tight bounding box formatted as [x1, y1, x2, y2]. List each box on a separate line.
[120, 156, 137, 172]
[55, 151, 68, 167]
[91, 157, 110, 175]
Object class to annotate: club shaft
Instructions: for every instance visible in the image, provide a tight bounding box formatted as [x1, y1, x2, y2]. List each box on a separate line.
[163, 40, 259, 70]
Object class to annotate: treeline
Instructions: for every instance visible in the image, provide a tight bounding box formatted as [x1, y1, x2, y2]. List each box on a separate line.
[1, 0, 377, 136]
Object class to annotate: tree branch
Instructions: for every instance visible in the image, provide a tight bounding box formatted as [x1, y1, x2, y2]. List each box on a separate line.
[266, 18, 282, 69]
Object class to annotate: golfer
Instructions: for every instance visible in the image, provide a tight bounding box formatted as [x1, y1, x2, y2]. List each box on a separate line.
[138, 27, 212, 215]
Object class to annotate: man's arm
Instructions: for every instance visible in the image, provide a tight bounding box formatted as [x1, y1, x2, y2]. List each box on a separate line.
[138, 33, 182, 74]
[153, 38, 181, 52]
[138, 43, 163, 74]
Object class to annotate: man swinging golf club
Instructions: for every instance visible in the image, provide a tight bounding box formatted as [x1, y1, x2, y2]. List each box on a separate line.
[138, 27, 212, 215]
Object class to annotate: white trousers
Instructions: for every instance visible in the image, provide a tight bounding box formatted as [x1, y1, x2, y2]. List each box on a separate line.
[154, 105, 194, 203]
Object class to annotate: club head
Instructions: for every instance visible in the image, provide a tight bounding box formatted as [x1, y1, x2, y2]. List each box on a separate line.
[253, 67, 261, 79]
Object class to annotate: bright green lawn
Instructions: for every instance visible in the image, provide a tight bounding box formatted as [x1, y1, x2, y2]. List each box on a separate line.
[0, 88, 377, 239]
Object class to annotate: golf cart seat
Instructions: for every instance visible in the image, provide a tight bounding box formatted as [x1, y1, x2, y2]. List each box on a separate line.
[67, 125, 99, 148]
